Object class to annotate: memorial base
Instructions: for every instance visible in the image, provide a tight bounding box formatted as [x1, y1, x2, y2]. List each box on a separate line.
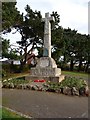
[25, 57, 65, 83]
[25, 75, 65, 83]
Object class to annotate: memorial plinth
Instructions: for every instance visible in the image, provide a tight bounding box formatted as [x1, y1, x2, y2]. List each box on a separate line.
[25, 57, 65, 83]
[31, 57, 61, 77]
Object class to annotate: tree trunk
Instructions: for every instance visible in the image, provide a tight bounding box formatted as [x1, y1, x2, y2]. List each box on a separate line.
[78, 59, 82, 72]
[19, 60, 26, 73]
[70, 59, 74, 71]
[19, 48, 27, 72]
[85, 62, 89, 73]
[63, 54, 67, 70]
[63, 54, 66, 63]
[10, 60, 14, 73]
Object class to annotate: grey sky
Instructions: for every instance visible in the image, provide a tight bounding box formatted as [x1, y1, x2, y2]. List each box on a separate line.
[2, 0, 89, 46]
[16, 0, 88, 34]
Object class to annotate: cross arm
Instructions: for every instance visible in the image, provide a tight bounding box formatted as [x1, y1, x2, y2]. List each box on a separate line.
[49, 16, 55, 22]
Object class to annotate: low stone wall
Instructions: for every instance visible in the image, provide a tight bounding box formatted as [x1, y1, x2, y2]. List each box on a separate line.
[2, 82, 89, 97]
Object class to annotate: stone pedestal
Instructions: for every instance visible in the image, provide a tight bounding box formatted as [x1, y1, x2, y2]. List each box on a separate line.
[25, 57, 65, 83]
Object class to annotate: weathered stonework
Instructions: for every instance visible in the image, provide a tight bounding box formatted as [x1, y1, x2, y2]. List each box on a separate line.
[25, 75, 65, 83]
[25, 12, 65, 83]
[42, 12, 54, 58]
[31, 68, 61, 77]
[36, 57, 57, 68]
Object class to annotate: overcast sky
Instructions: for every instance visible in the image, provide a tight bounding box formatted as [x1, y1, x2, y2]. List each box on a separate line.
[16, 0, 88, 34]
[2, 0, 89, 45]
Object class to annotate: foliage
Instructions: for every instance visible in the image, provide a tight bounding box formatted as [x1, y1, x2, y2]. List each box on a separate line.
[60, 77, 86, 89]
[52, 26, 63, 62]
[52, 26, 90, 72]
[2, 64, 10, 74]
[2, 64, 29, 76]
[2, 2, 21, 32]
[2, 77, 29, 86]
[2, 37, 19, 59]
[2, 64, 17, 77]
[2, 69, 7, 77]
[51, 11, 60, 28]
[47, 77, 87, 90]
[13, 5, 43, 69]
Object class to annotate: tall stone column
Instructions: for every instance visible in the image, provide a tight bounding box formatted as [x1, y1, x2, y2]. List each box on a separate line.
[42, 12, 54, 58]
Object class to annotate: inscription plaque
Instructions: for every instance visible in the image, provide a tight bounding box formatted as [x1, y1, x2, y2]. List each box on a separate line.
[40, 59, 49, 67]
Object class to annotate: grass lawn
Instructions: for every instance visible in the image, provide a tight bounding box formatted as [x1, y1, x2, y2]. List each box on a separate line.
[0, 107, 25, 119]
[62, 71, 88, 78]
[2, 72, 29, 81]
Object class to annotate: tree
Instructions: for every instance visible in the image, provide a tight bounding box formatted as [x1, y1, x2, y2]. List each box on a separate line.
[51, 26, 63, 63]
[2, 2, 21, 32]
[56, 28, 77, 71]
[52, 26, 89, 72]
[64, 28, 77, 71]
[2, 38, 10, 58]
[83, 35, 90, 72]
[74, 34, 87, 71]
[51, 11, 60, 29]
[2, 37, 19, 59]
[51, 11, 62, 63]
[13, 5, 43, 70]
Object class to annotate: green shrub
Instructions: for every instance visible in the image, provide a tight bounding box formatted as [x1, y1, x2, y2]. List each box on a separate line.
[2, 64, 20, 74]
[2, 64, 10, 73]
[47, 77, 87, 90]
[10, 64, 20, 73]
[2, 69, 7, 77]
[60, 77, 87, 89]
[21, 64, 29, 72]
[3, 76, 29, 85]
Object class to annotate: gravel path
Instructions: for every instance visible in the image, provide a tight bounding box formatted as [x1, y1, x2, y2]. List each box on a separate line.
[2, 89, 88, 118]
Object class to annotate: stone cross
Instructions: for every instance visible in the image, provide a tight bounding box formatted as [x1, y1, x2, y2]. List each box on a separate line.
[42, 12, 54, 58]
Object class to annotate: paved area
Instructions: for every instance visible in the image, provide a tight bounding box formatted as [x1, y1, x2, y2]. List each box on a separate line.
[2, 89, 88, 118]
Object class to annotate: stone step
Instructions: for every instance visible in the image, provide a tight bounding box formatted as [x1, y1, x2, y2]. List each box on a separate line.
[25, 75, 65, 83]
[31, 67, 61, 77]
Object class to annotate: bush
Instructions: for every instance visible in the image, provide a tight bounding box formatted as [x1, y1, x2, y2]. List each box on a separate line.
[3, 77, 28, 85]
[2, 69, 7, 77]
[11, 65, 21, 73]
[2, 64, 11, 73]
[47, 77, 87, 91]
[58, 62, 70, 71]
[2, 64, 20, 73]
[60, 77, 87, 89]
[21, 64, 29, 72]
